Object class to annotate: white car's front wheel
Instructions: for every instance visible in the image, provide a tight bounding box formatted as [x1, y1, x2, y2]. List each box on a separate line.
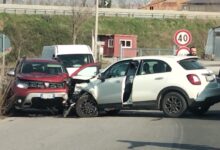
[162, 92, 187, 118]
[75, 93, 98, 117]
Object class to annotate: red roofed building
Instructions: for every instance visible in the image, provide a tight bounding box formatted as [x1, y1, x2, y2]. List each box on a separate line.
[141, 0, 188, 10]
[98, 34, 137, 58]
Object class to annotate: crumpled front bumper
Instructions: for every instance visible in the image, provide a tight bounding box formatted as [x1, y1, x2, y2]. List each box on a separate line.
[14, 92, 68, 110]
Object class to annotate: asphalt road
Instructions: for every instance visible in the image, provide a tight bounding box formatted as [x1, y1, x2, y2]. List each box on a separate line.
[0, 104, 220, 150]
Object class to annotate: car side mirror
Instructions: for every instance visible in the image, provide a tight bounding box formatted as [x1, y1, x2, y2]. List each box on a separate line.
[7, 69, 15, 77]
[98, 73, 105, 82]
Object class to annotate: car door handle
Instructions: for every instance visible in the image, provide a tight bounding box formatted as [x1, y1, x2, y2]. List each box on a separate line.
[155, 77, 164, 80]
[115, 80, 121, 83]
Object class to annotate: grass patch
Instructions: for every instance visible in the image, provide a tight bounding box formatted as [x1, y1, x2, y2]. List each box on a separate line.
[0, 14, 219, 64]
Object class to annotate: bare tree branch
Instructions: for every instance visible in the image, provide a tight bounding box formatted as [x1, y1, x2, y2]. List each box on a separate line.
[82, 0, 87, 7]
[71, 0, 93, 44]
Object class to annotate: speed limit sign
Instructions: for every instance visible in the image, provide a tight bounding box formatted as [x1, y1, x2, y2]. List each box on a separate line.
[176, 47, 190, 56]
[173, 29, 192, 47]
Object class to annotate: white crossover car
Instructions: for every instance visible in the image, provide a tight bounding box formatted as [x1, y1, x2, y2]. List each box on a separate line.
[74, 56, 220, 118]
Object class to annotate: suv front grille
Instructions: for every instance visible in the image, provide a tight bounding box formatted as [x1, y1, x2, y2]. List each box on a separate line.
[27, 81, 65, 89]
[28, 81, 44, 88]
[48, 82, 65, 88]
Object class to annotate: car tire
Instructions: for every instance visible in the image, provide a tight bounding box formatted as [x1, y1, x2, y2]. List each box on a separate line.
[75, 93, 98, 117]
[162, 92, 187, 118]
[188, 105, 210, 116]
[105, 109, 120, 115]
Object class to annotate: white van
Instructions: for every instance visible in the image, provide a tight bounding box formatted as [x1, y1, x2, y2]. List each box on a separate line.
[42, 45, 95, 75]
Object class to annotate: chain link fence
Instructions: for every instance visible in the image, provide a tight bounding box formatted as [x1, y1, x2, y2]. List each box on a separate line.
[138, 48, 175, 56]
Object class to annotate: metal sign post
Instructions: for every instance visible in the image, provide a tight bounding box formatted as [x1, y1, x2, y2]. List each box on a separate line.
[120, 41, 123, 60]
[94, 0, 99, 61]
[2, 34, 5, 77]
[1, 34, 5, 77]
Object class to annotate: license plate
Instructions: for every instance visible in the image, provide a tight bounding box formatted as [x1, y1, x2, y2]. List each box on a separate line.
[206, 75, 214, 81]
[41, 93, 54, 99]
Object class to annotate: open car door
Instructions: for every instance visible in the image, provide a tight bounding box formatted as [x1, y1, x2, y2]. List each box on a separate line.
[122, 60, 139, 105]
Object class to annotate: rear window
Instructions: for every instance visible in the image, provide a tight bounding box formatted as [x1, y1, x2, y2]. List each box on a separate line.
[179, 59, 204, 70]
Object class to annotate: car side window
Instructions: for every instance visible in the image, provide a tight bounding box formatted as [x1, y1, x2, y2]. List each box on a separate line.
[138, 60, 171, 75]
[104, 60, 130, 79]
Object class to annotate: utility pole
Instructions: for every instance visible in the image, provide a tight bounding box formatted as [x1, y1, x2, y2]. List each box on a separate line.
[94, 0, 99, 61]
[1, 34, 5, 78]
[119, 41, 123, 60]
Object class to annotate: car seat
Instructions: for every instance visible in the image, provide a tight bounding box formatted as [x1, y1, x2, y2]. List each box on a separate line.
[141, 63, 150, 74]
[153, 63, 165, 73]
[47, 67, 61, 75]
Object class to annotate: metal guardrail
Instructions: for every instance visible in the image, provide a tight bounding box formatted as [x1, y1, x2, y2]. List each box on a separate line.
[138, 48, 174, 56]
[0, 4, 220, 19]
[0, 8, 72, 16]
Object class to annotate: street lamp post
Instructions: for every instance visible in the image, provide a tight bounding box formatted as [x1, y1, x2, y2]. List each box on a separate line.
[94, 0, 99, 61]
[1, 34, 5, 78]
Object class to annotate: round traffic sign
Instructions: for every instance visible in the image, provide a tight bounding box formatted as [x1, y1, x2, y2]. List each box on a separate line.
[176, 47, 190, 56]
[173, 29, 192, 47]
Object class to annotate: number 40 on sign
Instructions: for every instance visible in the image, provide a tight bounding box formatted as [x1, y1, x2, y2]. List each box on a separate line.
[173, 29, 192, 47]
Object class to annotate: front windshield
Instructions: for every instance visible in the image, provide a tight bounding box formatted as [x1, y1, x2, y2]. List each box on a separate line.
[21, 62, 65, 75]
[57, 54, 93, 68]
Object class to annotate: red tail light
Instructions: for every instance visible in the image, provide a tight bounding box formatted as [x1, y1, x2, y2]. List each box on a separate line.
[187, 74, 201, 85]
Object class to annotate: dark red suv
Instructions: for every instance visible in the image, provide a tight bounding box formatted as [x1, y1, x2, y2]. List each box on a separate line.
[1, 58, 69, 115]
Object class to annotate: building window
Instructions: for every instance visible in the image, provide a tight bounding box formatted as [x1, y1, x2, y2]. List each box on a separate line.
[108, 39, 114, 48]
[120, 40, 132, 48]
[216, 32, 220, 37]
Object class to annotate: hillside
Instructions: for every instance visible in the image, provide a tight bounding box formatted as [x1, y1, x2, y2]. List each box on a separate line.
[0, 13, 219, 65]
